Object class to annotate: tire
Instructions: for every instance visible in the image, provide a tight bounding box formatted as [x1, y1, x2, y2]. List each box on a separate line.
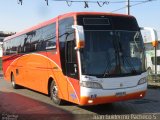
[11, 73, 19, 89]
[50, 80, 63, 105]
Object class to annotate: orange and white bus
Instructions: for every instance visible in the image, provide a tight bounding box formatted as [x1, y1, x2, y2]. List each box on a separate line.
[3, 12, 147, 106]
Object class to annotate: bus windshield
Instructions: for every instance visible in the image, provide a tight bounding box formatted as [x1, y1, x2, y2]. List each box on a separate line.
[78, 15, 145, 77]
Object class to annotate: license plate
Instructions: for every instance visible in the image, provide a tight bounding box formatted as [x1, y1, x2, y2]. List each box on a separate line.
[115, 92, 126, 97]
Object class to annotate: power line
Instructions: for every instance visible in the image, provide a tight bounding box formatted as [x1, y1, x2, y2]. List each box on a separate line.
[17, 0, 23, 5]
[52, 0, 156, 14]
[45, 0, 49, 5]
[17, 0, 49, 5]
[51, 0, 155, 3]
[51, 0, 156, 8]
[17, 0, 156, 6]
[16, 0, 157, 13]
[111, 0, 157, 13]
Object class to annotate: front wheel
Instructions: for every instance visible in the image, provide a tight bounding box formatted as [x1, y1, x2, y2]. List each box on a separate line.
[11, 73, 19, 89]
[50, 80, 64, 105]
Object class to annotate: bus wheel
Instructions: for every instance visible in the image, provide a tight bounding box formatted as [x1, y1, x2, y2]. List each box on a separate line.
[11, 73, 19, 89]
[50, 81, 63, 105]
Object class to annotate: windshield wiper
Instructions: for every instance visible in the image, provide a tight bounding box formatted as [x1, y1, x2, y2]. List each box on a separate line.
[133, 31, 141, 52]
[103, 35, 119, 77]
[103, 57, 111, 77]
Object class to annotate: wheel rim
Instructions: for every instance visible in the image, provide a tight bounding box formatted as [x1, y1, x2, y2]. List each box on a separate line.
[12, 80, 15, 86]
[11, 75, 15, 87]
[51, 83, 59, 101]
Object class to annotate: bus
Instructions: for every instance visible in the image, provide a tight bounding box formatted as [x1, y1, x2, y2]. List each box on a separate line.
[142, 28, 159, 76]
[145, 42, 160, 76]
[3, 12, 148, 106]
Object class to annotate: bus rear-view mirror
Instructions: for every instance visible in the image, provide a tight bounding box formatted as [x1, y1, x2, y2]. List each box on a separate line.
[72, 25, 85, 49]
[140, 27, 158, 47]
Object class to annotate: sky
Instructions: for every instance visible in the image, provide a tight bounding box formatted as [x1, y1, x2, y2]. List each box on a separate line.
[0, 0, 160, 38]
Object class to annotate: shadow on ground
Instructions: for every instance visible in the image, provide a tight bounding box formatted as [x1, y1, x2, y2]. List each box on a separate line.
[0, 91, 74, 120]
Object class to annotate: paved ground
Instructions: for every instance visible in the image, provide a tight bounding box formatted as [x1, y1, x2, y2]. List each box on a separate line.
[0, 72, 160, 120]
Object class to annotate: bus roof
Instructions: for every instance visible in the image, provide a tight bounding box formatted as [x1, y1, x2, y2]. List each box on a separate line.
[4, 12, 134, 41]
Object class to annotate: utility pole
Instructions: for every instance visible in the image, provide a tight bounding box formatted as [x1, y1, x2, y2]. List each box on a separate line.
[126, 0, 130, 15]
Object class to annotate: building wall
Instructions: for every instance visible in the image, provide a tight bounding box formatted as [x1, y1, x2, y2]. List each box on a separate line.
[0, 42, 3, 57]
[0, 31, 15, 57]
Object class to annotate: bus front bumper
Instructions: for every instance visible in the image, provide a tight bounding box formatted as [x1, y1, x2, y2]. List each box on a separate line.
[80, 83, 147, 106]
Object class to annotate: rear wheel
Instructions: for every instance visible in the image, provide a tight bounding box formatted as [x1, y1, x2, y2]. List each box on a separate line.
[11, 73, 19, 89]
[50, 80, 63, 105]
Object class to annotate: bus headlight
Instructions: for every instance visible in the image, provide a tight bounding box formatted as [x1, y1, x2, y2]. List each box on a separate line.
[138, 77, 147, 85]
[80, 81, 103, 89]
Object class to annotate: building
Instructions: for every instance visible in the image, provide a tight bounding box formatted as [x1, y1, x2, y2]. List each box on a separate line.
[0, 31, 15, 57]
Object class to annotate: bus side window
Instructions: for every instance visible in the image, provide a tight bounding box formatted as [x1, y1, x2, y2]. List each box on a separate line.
[34, 23, 56, 52]
[66, 40, 78, 76]
[24, 33, 32, 53]
[59, 17, 79, 79]
[43, 23, 56, 50]
[4, 41, 9, 55]
[8, 40, 13, 55]
[36, 29, 43, 51]
[29, 31, 37, 52]
[19, 35, 25, 53]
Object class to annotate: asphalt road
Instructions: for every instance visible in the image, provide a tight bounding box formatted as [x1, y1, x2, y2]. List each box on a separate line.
[0, 72, 160, 120]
